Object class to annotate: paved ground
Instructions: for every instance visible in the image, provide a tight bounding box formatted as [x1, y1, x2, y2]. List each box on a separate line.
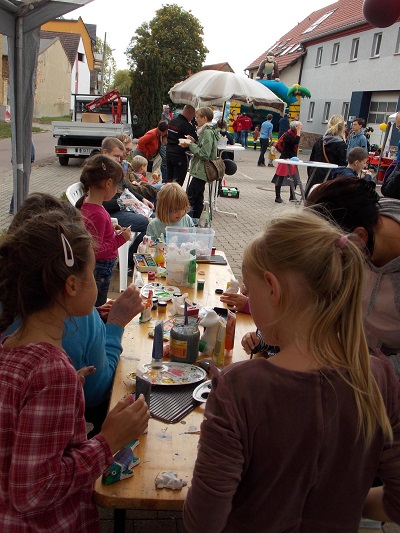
[1, 148, 396, 533]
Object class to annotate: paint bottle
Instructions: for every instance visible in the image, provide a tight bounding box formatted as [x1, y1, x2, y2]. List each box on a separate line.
[188, 250, 197, 285]
[169, 316, 200, 364]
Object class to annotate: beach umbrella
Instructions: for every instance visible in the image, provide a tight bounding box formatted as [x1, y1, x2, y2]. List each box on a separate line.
[169, 70, 285, 114]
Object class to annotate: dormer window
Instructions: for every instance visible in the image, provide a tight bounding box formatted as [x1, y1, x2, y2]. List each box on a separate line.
[302, 10, 336, 34]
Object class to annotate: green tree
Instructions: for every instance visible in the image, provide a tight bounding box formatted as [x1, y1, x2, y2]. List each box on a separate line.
[95, 37, 116, 92]
[131, 54, 164, 137]
[126, 4, 208, 130]
[113, 69, 131, 95]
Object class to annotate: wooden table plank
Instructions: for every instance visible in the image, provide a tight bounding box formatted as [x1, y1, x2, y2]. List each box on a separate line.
[94, 252, 254, 510]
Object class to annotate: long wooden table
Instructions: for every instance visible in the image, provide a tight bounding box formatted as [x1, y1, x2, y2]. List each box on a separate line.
[94, 252, 254, 527]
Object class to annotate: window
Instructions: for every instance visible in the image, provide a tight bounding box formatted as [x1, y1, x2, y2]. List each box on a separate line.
[341, 102, 350, 122]
[350, 38, 359, 61]
[315, 47, 323, 67]
[302, 10, 336, 33]
[395, 27, 400, 54]
[308, 101, 315, 121]
[78, 52, 85, 62]
[368, 101, 397, 123]
[371, 32, 382, 57]
[323, 102, 331, 122]
[331, 43, 340, 64]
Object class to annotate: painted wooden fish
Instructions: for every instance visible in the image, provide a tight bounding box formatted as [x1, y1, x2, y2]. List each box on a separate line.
[102, 439, 140, 485]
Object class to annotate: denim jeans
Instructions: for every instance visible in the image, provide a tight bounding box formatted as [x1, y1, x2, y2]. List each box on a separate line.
[94, 258, 116, 306]
[241, 130, 249, 148]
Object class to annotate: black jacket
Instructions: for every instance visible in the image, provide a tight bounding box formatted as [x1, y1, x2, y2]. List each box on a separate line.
[166, 113, 198, 158]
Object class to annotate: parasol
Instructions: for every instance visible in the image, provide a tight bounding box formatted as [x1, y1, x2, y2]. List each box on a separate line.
[169, 70, 285, 114]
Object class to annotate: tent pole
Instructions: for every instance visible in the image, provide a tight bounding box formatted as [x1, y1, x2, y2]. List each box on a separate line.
[15, 15, 24, 212]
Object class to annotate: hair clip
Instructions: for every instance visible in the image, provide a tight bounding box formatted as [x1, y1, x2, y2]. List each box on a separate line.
[102, 162, 106, 171]
[61, 233, 75, 267]
[335, 234, 348, 249]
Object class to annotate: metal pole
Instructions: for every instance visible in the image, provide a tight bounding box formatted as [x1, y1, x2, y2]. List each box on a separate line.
[14, 15, 24, 212]
[100, 32, 106, 94]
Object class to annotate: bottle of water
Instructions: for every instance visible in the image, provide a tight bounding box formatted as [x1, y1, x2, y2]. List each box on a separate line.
[198, 201, 210, 228]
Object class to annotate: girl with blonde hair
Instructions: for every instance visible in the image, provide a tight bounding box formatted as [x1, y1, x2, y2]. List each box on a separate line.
[305, 113, 347, 196]
[145, 182, 194, 240]
[184, 209, 400, 532]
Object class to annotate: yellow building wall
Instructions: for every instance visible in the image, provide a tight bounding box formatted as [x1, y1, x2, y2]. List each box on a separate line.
[34, 39, 71, 118]
[41, 17, 94, 70]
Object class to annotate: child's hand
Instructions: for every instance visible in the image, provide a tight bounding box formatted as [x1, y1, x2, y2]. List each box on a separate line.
[100, 394, 150, 453]
[77, 366, 96, 385]
[143, 199, 154, 210]
[107, 285, 144, 327]
[122, 227, 131, 241]
[219, 292, 248, 312]
[241, 331, 261, 355]
[186, 135, 195, 143]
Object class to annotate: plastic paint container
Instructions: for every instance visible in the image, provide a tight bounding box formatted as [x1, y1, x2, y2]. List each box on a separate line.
[158, 300, 167, 313]
[152, 297, 158, 310]
[197, 279, 205, 291]
[169, 316, 200, 364]
[211, 247, 216, 256]
[148, 271, 156, 281]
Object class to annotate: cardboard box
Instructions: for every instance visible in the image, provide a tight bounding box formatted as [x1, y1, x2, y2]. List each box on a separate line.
[82, 113, 109, 123]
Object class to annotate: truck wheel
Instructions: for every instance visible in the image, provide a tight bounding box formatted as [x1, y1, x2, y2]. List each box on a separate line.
[59, 155, 69, 166]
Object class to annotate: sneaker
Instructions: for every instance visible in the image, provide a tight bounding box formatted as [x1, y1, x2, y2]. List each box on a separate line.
[257, 163, 266, 167]
[275, 198, 283, 203]
[268, 163, 274, 167]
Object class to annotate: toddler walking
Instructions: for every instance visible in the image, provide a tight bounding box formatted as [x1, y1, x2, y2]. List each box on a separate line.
[268, 140, 277, 167]
[252, 126, 260, 150]
[0, 210, 149, 531]
[146, 182, 194, 240]
[184, 209, 400, 532]
[79, 153, 131, 306]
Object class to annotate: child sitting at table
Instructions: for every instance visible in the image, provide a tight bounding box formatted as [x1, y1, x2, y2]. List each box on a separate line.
[329, 147, 373, 182]
[184, 208, 400, 532]
[80, 154, 131, 306]
[0, 211, 149, 531]
[146, 182, 194, 240]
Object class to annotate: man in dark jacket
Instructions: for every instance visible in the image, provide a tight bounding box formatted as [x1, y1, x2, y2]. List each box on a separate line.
[166, 105, 198, 186]
[278, 114, 290, 138]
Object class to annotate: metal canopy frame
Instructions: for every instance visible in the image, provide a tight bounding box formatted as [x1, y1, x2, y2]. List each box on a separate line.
[1, 0, 93, 212]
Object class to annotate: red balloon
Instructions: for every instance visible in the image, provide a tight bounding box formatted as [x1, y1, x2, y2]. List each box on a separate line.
[363, 0, 400, 28]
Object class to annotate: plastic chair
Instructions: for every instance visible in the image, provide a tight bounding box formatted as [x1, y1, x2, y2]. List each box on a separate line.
[111, 218, 135, 293]
[66, 182, 84, 206]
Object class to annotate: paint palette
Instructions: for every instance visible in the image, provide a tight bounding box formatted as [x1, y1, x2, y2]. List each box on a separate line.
[141, 362, 206, 386]
[140, 283, 179, 301]
[133, 253, 157, 272]
[192, 380, 211, 403]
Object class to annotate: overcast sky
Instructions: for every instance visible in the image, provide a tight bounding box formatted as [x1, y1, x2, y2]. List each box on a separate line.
[72, 0, 335, 76]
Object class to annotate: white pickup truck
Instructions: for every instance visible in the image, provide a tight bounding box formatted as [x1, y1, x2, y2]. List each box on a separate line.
[52, 93, 133, 166]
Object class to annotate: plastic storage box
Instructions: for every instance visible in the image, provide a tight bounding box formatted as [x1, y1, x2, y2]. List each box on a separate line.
[166, 227, 215, 260]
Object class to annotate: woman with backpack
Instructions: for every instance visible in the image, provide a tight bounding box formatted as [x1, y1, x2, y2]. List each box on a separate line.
[272, 121, 302, 203]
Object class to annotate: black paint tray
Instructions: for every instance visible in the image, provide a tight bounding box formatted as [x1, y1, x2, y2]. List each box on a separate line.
[149, 383, 201, 423]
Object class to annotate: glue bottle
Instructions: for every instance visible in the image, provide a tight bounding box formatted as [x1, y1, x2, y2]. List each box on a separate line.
[188, 250, 197, 285]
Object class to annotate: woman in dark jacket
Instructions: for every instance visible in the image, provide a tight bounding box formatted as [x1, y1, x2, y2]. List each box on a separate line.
[305, 114, 347, 197]
[272, 121, 302, 203]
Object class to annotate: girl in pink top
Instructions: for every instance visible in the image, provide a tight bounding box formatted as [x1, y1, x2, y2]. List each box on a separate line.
[80, 154, 131, 306]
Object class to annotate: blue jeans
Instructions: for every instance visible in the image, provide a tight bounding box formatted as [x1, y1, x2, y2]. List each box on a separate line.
[241, 130, 249, 148]
[94, 258, 116, 306]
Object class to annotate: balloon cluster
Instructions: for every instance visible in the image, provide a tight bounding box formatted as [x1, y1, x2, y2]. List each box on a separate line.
[363, 0, 400, 28]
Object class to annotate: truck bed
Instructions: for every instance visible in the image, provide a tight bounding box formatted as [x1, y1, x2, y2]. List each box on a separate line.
[52, 121, 132, 137]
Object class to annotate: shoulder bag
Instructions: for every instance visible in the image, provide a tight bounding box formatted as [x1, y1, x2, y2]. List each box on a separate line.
[204, 129, 226, 183]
